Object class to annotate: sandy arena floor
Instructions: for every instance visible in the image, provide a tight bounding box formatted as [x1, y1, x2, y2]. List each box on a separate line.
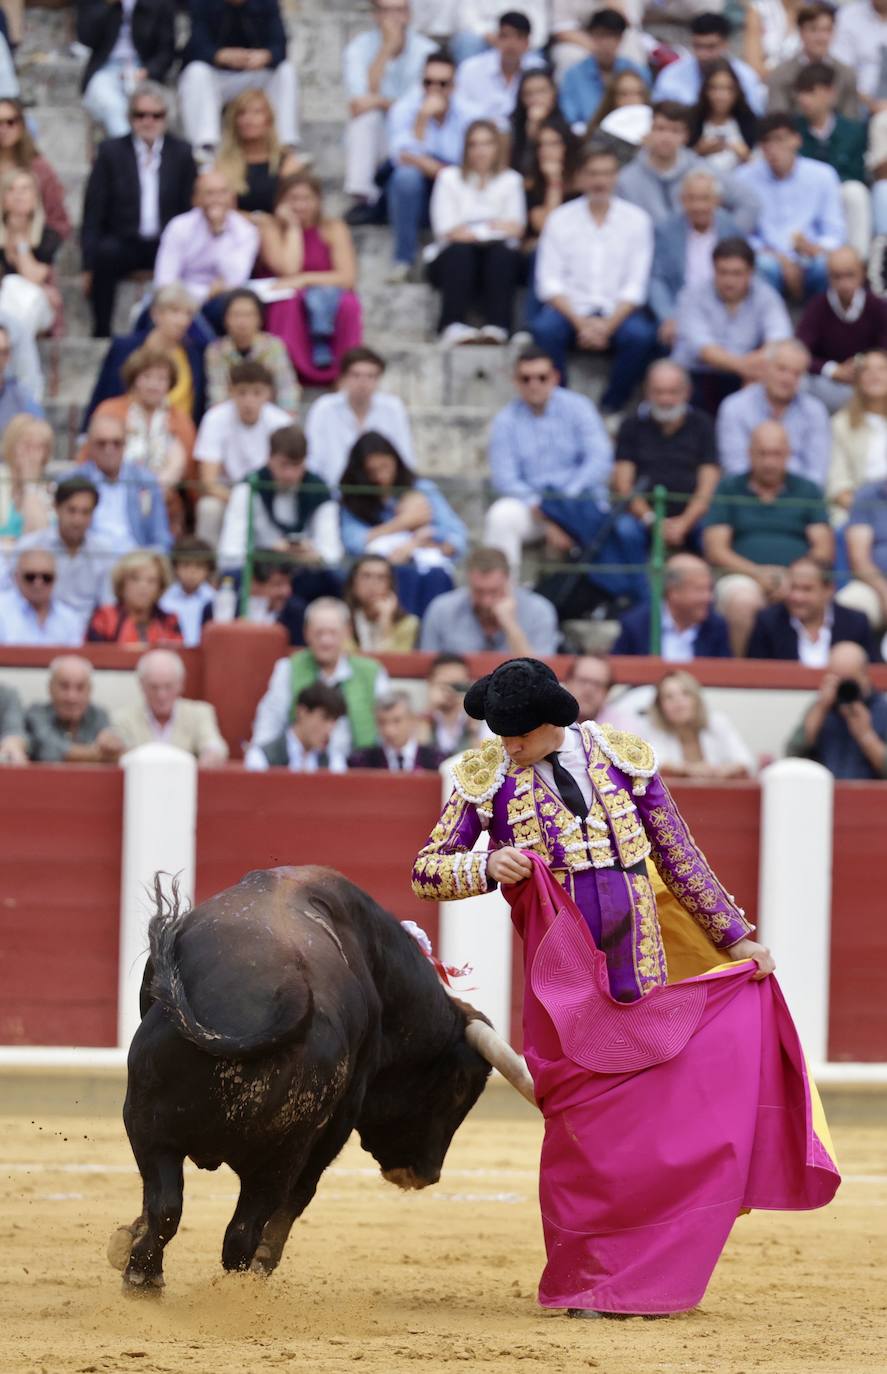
[1, 1099, 885, 1374]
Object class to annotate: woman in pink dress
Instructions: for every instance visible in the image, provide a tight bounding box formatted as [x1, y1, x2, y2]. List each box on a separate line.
[258, 172, 362, 385]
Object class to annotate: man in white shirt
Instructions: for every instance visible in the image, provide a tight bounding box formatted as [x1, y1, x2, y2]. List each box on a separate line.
[245, 681, 348, 771]
[194, 360, 293, 546]
[0, 550, 83, 647]
[532, 143, 656, 413]
[153, 169, 259, 310]
[454, 12, 544, 130]
[305, 345, 416, 485]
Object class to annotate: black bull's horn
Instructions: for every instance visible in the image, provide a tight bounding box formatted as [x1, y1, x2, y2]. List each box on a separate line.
[464, 1019, 537, 1107]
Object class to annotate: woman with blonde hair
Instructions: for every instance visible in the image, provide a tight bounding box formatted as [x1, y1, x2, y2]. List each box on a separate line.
[829, 350, 887, 520]
[216, 89, 305, 217]
[427, 119, 526, 346]
[0, 413, 53, 545]
[90, 346, 195, 488]
[87, 550, 183, 646]
[0, 97, 70, 241]
[642, 670, 755, 779]
[0, 168, 62, 337]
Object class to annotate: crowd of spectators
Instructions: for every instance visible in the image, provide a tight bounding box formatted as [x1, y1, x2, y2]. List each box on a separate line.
[0, 0, 886, 784]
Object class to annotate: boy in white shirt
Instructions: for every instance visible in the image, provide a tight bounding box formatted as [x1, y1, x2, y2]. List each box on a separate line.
[159, 537, 217, 646]
[193, 360, 292, 545]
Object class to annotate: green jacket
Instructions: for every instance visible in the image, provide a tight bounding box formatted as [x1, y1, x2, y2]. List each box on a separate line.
[289, 650, 380, 749]
[797, 114, 867, 185]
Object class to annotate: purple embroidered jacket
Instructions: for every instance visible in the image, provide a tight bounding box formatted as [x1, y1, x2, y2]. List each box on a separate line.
[412, 721, 753, 1001]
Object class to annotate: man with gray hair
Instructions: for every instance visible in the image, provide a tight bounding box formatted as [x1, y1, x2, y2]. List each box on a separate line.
[25, 655, 124, 763]
[81, 81, 197, 338]
[715, 338, 831, 485]
[612, 552, 732, 657]
[613, 360, 720, 553]
[113, 648, 228, 765]
[348, 690, 445, 770]
[649, 169, 739, 349]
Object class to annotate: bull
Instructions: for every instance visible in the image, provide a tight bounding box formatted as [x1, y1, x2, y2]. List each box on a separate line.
[109, 864, 533, 1291]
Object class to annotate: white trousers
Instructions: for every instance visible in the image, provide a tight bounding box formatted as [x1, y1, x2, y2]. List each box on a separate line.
[483, 496, 540, 576]
[179, 61, 300, 149]
[841, 181, 872, 259]
[345, 108, 387, 200]
[835, 579, 885, 628]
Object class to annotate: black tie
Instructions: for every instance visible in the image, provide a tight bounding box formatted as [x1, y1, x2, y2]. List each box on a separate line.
[545, 752, 588, 820]
[396, 751, 405, 771]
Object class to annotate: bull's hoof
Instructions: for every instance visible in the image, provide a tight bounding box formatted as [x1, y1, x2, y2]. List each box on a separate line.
[107, 1223, 143, 1272]
[249, 1244, 276, 1277]
[122, 1269, 165, 1295]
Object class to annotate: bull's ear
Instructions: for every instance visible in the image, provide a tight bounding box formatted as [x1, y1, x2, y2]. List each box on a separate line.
[464, 1021, 537, 1107]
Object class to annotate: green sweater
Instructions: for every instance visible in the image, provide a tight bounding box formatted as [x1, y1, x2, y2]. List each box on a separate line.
[797, 114, 867, 185]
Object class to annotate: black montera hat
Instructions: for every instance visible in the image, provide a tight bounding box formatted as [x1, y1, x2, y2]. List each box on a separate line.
[464, 658, 579, 737]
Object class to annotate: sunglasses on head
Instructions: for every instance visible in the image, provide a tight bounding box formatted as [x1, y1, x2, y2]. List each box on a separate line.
[22, 571, 55, 584]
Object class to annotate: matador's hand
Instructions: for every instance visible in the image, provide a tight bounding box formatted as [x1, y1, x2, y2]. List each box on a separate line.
[487, 847, 533, 885]
[727, 937, 775, 980]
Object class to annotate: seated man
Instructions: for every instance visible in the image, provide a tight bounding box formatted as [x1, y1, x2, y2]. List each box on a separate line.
[794, 64, 870, 260]
[385, 50, 474, 280]
[77, 0, 175, 140]
[0, 321, 42, 429]
[747, 556, 875, 662]
[80, 82, 197, 338]
[194, 361, 293, 546]
[153, 169, 259, 313]
[796, 247, 887, 413]
[245, 681, 347, 772]
[841, 476, 887, 629]
[702, 420, 834, 655]
[305, 346, 416, 486]
[455, 12, 544, 131]
[218, 423, 343, 582]
[652, 11, 766, 113]
[649, 171, 739, 349]
[342, 0, 436, 222]
[178, 0, 300, 160]
[732, 113, 846, 301]
[767, 3, 860, 119]
[450, 0, 548, 64]
[613, 360, 720, 554]
[533, 143, 656, 412]
[113, 648, 228, 764]
[561, 651, 637, 726]
[786, 640, 887, 778]
[715, 339, 830, 486]
[0, 681, 28, 764]
[79, 412, 171, 552]
[484, 346, 612, 574]
[672, 235, 792, 414]
[549, 0, 648, 80]
[0, 550, 83, 647]
[242, 553, 307, 645]
[419, 545, 559, 654]
[612, 552, 731, 659]
[556, 9, 646, 131]
[25, 654, 123, 763]
[250, 596, 391, 760]
[422, 651, 480, 755]
[15, 476, 114, 631]
[348, 689, 445, 769]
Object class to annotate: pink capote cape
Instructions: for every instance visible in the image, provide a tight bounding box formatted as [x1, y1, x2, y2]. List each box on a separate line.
[505, 854, 841, 1315]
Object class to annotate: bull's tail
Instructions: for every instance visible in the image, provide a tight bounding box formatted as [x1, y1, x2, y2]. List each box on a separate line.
[147, 874, 314, 1057]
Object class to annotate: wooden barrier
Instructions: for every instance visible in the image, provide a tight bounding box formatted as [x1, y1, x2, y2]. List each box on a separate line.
[829, 784, 887, 1062]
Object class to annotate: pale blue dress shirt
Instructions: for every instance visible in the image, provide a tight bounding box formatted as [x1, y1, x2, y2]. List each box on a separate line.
[387, 88, 474, 165]
[488, 386, 613, 505]
[731, 155, 846, 257]
[342, 27, 437, 102]
[672, 278, 792, 370]
[0, 588, 83, 646]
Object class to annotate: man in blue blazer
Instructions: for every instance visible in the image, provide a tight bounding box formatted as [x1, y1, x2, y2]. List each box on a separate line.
[649, 172, 738, 348]
[612, 552, 732, 657]
[746, 557, 877, 661]
[79, 412, 172, 554]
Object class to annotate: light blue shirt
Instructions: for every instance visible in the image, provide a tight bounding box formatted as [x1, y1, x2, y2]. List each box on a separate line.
[672, 277, 792, 370]
[731, 155, 846, 257]
[715, 382, 832, 487]
[652, 53, 766, 114]
[88, 476, 135, 553]
[0, 588, 83, 646]
[339, 477, 467, 559]
[660, 605, 698, 663]
[342, 27, 437, 102]
[560, 54, 649, 128]
[159, 581, 215, 648]
[488, 386, 613, 504]
[387, 87, 474, 165]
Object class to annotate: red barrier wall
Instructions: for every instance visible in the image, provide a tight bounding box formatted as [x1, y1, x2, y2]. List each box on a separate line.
[829, 784, 887, 1062]
[0, 766, 122, 1045]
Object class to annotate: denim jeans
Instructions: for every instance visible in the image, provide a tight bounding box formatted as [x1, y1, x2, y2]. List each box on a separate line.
[83, 59, 132, 138]
[531, 305, 658, 411]
[387, 164, 432, 265]
[756, 252, 829, 300]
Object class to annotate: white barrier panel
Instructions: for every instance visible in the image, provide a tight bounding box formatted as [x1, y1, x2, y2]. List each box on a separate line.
[757, 758, 834, 1064]
[118, 745, 197, 1051]
[436, 763, 513, 1040]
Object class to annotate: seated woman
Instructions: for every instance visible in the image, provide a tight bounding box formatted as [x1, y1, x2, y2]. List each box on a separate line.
[524, 118, 579, 245]
[509, 69, 571, 177]
[338, 432, 467, 616]
[829, 351, 887, 522]
[0, 168, 62, 339]
[259, 173, 362, 385]
[87, 550, 183, 647]
[216, 89, 306, 218]
[688, 60, 757, 176]
[586, 69, 652, 162]
[427, 120, 526, 347]
[344, 552, 420, 653]
[0, 97, 70, 242]
[204, 288, 300, 412]
[0, 413, 53, 547]
[642, 670, 755, 779]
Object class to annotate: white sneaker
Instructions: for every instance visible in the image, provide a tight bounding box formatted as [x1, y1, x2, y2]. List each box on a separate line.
[385, 262, 411, 284]
[478, 325, 508, 344]
[440, 322, 481, 347]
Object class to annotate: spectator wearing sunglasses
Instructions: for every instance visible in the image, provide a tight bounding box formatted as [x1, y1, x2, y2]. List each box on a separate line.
[0, 548, 83, 645]
[78, 410, 172, 552]
[385, 50, 474, 281]
[77, 0, 176, 140]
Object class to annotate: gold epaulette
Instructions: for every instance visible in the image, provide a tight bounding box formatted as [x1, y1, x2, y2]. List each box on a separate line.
[586, 721, 658, 793]
[451, 737, 508, 805]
